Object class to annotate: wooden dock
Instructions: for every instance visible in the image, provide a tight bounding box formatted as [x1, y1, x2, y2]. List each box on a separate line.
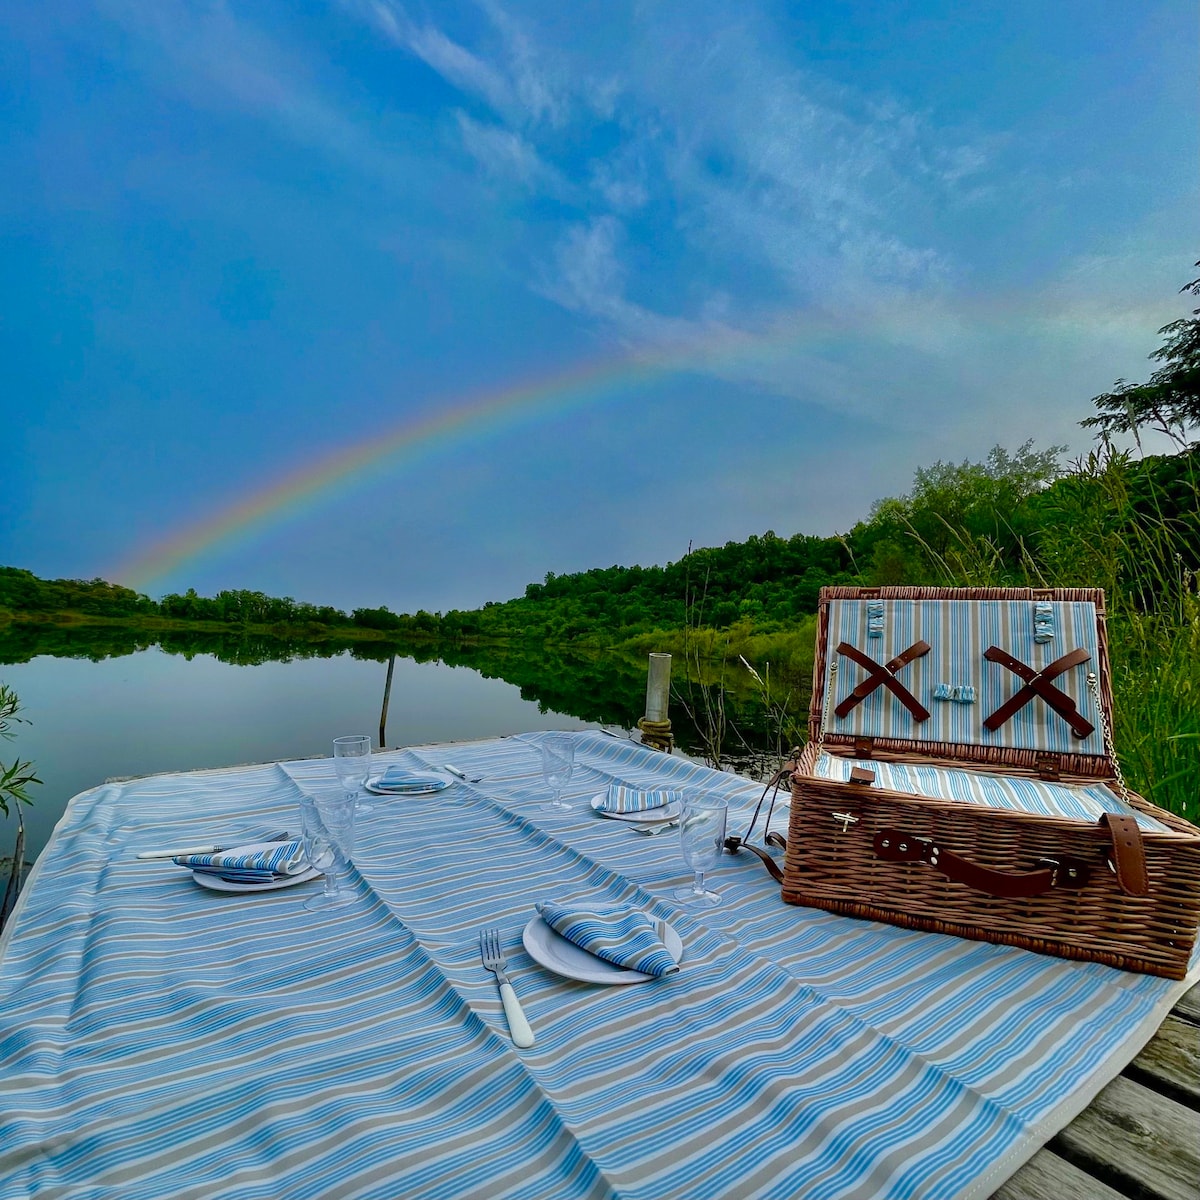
[994, 982, 1199, 1200]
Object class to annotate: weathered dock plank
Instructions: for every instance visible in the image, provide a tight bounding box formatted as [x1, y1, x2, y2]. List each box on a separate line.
[1050, 1075, 1199, 1200]
[993, 1148, 1131, 1200]
[1126, 1014, 1200, 1109]
[1174, 982, 1200, 1025]
[990, 984, 1199, 1200]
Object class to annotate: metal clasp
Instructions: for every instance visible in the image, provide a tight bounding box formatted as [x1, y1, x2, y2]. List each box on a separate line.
[831, 811, 859, 833]
[1038, 857, 1087, 888]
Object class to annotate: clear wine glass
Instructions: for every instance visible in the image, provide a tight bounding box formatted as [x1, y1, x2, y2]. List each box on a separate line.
[539, 733, 575, 812]
[672, 793, 728, 907]
[301, 793, 356, 911]
[333, 734, 373, 814]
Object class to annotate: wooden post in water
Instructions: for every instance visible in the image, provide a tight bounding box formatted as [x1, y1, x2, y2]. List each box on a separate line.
[379, 653, 396, 749]
[638, 653, 674, 752]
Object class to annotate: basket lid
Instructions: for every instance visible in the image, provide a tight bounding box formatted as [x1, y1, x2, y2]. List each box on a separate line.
[810, 587, 1113, 774]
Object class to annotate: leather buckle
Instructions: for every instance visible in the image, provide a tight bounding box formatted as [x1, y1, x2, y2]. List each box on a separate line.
[1034, 754, 1061, 781]
[1036, 857, 1089, 889]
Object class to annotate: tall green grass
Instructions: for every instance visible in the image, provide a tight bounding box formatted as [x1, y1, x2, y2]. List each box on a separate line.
[912, 447, 1199, 824]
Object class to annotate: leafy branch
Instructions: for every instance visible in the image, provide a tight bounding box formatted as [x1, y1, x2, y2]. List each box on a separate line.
[1, 684, 39, 929]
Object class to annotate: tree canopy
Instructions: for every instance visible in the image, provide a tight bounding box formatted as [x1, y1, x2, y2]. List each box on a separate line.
[1082, 262, 1200, 449]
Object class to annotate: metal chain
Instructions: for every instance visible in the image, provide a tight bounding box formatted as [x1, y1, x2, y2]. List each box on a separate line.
[1087, 670, 1130, 803]
[813, 661, 837, 760]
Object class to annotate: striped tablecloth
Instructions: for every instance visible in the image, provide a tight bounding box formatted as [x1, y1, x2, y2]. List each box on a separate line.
[1, 731, 1196, 1200]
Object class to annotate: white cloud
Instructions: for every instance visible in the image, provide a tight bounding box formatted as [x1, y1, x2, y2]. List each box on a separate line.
[454, 111, 562, 190]
[95, 0, 423, 194]
[475, 0, 568, 127]
[537, 217, 629, 320]
[402, 20, 515, 115]
[588, 149, 649, 212]
[355, 0, 567, 128]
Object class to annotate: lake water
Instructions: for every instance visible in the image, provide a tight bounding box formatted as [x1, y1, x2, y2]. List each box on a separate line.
[0, 626, 798, 871]
[0, 648, 597, 865]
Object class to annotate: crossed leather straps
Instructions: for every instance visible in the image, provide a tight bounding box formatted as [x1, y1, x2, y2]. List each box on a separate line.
[982, 645, 1095, 739]
[835, 641, 932, 723]
[836, 640, 1096, 739]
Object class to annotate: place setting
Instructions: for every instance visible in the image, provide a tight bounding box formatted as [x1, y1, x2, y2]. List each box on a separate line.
[134, 736, 367, 904]
[170, 837, 321, 893]
[478, 901, 684, 1046]
[486, 790, 730, 1018]
[364, 766, 452, 797]
[145, 786, 358, 907]
[520, 900, 685, 986]
[331, 732, 457, 798]
[590, 781, 684, 829]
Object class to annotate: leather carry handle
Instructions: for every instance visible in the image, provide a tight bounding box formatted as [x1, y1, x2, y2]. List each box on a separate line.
[982, 646, 1095, 739]
[873, 828, 1091, 898]
[834, 641, 932, 723]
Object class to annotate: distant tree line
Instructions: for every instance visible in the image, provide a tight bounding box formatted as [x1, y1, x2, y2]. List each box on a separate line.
[0, 569, 430, 638]
[2, 442, 1197, 651]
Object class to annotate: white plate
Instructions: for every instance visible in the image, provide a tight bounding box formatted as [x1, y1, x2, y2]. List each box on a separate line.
[365, 775, 451, 796]
[192, 868, 322, 893]
[521, 915, 683, 985]
[589, 794, 681, 824]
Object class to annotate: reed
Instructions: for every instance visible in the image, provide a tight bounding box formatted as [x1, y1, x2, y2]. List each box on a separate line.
[900, 445, 1199, 822]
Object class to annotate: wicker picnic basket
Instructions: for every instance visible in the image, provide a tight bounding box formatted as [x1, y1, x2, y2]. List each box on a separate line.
[783, 586, 1200, 979]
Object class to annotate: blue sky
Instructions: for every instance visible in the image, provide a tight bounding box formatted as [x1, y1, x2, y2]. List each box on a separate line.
[2, 0, 1196, 614]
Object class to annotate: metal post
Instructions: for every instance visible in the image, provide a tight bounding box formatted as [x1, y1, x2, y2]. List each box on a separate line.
[639, 653, 674, 752]
[645, 653, 671, 722]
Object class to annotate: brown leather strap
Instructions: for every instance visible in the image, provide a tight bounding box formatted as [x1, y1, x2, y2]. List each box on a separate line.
[834, 641, 932, 723]
[982, 646, 1095, 739]
[723, 835, 784, 883]
[873, 829, 1090, 897]
[1100, 812, 1149, 896]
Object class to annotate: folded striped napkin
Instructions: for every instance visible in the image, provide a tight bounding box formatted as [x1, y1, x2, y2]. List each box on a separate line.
[597, 783, 682, 814]
[536, 901, 679, 977]
[371, 768, 448, 794]
[174, 839, 310, 884]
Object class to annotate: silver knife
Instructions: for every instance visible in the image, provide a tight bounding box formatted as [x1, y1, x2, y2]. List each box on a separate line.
[136, 830, 292, 860]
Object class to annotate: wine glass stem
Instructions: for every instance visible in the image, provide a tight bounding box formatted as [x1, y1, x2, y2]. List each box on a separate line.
[692, 870, 706, 895]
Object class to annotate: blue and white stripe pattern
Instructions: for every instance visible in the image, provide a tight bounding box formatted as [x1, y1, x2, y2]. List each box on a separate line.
[813, 753, 1172, 833]
[599, 784, 681, 813]
[536, 901, 679, 976]
[1, 733, 1194, 1200]
[174, 836, 310, 878]
[825, 599, 1106, 754]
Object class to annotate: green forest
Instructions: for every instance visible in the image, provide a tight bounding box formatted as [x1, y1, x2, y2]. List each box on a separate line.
[3, 440, 1196, 664]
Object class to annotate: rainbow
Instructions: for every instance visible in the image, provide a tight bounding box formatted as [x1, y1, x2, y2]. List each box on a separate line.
[109, 334, 742, 593]
[108, 287, 1112, 594]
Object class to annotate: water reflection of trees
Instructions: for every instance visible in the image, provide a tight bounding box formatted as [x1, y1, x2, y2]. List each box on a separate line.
[0, 625, 807, 766]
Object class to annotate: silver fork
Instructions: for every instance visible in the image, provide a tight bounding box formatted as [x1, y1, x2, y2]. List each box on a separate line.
[636, 821, 680, 836]
[479, 928, 535, 1048]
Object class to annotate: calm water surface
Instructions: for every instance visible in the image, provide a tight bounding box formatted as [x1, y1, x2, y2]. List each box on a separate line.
[1, 649, 594, 864]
